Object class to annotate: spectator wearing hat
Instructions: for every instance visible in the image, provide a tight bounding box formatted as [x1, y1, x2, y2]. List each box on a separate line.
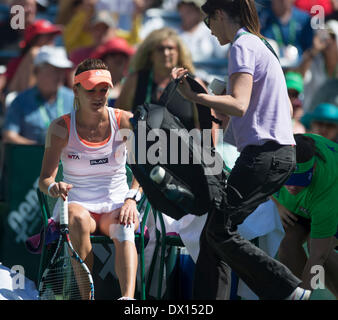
[67, 9, 137, 66]
[301, 103, 338, 143]
[90, 37, 135, 106]
[64, 6, 113, 59]
[5, 19, 63, 94]
[64, 2, 145, 57]
[67, 10, 115, 66]
[2, 46, 74, 145]
[285, 71, 306, 134]
[272, 133, 338, 298]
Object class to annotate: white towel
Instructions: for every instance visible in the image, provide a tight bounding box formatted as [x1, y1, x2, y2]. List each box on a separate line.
[236, 200, 285, 300]
[159, 199, 285, 300]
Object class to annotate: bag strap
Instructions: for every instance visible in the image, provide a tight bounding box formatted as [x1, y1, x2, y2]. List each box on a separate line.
[168, 74, 222, 126]
[233, 31, 280, 63]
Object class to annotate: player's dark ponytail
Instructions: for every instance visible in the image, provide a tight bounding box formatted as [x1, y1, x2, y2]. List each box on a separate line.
[238, 0, 264, 39]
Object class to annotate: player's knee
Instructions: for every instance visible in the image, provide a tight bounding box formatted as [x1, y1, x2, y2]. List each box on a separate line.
[68, 204, 91, 234]
[109, 222, 135, 244]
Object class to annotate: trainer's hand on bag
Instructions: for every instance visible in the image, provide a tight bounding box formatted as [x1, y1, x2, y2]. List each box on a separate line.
[171, 67, 196, 101]
[49, 181, 73, 200]
[276, 203, 298, 229]
[119, 199, 138, 226]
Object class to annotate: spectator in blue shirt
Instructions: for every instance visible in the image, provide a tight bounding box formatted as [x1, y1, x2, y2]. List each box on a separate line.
[2, 46, 74, 145]
[259, 0, 314, 62]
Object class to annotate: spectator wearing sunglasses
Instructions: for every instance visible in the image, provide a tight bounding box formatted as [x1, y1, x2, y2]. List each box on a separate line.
[2, 46, 74, 145]
[90, 37, 135, 107]
[171, 0, 309, 300]
[115, 27, 206, 131]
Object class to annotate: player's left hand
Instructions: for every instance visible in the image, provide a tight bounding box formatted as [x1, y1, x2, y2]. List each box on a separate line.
[119, 199, 139, 227]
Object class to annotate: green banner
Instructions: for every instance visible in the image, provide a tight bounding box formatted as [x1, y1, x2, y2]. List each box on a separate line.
[0, 144, 45, 284]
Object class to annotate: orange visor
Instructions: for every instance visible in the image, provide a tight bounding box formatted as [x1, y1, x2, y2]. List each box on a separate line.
[73, 69, 113, 90]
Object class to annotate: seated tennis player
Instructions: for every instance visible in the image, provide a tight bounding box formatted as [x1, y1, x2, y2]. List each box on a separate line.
[39, 58, 141, 300]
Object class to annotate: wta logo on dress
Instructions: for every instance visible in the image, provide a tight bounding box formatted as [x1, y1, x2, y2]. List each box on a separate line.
[68, 154, 80, 160]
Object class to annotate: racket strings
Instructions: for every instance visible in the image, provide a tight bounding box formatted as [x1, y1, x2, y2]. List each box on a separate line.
[40, 256, 92, 300]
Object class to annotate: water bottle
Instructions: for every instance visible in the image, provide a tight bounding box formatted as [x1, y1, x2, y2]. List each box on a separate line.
[150, 166, 196, 213]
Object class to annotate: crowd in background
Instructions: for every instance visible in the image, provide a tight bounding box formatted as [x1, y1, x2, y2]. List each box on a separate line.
[0, 0, 337, 147]
[0, 0, 337, 299]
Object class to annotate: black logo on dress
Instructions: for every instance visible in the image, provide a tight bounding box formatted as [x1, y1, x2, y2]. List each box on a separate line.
[90, 158, 108, 165]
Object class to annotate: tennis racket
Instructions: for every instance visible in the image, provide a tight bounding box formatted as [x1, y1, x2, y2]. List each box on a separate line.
[39, 196, 94, 300]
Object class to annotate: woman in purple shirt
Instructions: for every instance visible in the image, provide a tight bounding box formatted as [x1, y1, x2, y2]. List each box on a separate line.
[172, 0, 310, 300]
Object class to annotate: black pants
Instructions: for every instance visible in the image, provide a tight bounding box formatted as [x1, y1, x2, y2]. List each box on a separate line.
[193, 141, 301, 300]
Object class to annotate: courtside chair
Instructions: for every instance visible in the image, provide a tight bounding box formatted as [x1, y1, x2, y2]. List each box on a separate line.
[138, 197, 152, 300]
[145, 209, 245, 301]
[36, 164, 150, 300]
[146, 209, 185, 300]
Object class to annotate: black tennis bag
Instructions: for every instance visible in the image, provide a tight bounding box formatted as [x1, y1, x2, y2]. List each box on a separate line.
[127, 103, 228, 220]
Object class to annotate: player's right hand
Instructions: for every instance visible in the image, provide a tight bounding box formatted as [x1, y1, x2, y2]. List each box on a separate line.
[49, 181, 73, 200]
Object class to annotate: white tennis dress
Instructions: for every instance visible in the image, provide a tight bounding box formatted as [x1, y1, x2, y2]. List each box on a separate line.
[52, 107, 129, 221]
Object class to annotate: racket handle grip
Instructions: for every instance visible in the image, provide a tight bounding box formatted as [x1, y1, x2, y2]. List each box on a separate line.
[60, 196, 69, 227]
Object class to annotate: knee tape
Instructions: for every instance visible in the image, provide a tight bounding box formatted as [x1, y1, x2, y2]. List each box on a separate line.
[109, 223, 135, 243]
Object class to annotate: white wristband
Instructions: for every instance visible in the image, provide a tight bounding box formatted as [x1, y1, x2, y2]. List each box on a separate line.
[124, 188, 141, 202]
[47, 182, 57, 196]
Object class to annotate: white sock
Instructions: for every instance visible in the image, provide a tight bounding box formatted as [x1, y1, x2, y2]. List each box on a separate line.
[286, 287, 311, 300]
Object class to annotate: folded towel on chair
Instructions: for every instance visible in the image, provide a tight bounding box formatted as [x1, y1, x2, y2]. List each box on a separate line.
[25, 219, 60, 254]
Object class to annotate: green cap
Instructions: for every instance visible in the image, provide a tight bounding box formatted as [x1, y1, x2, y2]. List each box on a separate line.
[285, 71, 304, 93]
